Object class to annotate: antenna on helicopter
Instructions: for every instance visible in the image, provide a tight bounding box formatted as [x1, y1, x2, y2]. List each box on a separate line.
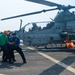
[20, 19, 23, 30]
[50, 18, 54, 21]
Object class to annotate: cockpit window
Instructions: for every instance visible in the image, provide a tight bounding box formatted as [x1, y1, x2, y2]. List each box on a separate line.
[43, 22, 54, 29]
[23, 21, 54, 32]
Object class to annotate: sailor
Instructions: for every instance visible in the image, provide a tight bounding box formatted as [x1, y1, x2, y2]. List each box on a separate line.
[9, 32, 27, 63]
[0, 30, 12, 63]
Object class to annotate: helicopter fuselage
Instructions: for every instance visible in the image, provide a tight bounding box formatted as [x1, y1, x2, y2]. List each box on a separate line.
[17, 10, 75, 47]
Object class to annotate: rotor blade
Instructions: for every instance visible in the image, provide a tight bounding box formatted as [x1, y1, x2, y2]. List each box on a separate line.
[1, 8, 58, 21]
[26, 0, 75, 10]
[68, 5, 75, 9]
[25, 0, 61, 7]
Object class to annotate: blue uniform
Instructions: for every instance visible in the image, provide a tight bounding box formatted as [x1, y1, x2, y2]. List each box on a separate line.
[9, 36, 26, 63]
[9, 37, 20, 46]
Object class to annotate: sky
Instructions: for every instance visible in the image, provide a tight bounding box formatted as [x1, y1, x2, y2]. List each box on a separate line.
[0, 0, 75, 32]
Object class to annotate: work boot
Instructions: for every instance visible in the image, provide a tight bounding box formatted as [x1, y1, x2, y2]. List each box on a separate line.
[1, 60, 7, 62]
[23, 60, 27, 64]
[8, 59, 13, 64]
[13, 59, 16, 62]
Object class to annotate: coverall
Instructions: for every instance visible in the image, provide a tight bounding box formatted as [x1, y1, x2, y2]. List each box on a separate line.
[9, 33, 27, 63]
[0, 33, 12, 63]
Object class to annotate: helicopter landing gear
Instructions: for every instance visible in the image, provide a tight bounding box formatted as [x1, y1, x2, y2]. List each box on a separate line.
[45, 46, 47, 49]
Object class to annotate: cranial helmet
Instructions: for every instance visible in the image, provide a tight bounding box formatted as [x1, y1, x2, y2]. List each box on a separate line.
[4, 30, 9, 34]
[12, 32, 16, 35]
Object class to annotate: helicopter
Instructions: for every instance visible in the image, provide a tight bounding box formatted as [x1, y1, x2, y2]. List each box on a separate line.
[1, 0, 75, 48]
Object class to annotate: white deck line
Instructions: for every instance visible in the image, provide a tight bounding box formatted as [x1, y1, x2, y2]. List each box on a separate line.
[27, 47, 75, 74]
